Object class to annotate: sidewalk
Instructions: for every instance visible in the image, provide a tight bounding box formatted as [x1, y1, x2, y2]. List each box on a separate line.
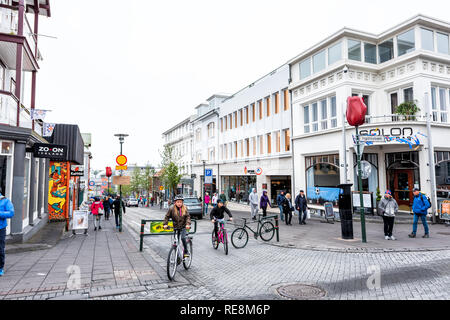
[0, 216, 175, 300]
[228, 209, 450, 253]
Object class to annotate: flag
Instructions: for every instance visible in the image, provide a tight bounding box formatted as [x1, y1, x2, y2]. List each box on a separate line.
[31, 109, 48, 120]
[43, 123, 56, 137]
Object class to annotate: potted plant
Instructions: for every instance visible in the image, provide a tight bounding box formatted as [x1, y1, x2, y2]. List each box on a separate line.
[395, 100, 421, 121]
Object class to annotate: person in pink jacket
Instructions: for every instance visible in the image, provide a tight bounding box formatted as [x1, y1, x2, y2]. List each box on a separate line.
[90, 197, 104, 231]
[204, 193, 210, 217]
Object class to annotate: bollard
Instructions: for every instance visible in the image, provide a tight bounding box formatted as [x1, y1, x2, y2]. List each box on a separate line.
[275, 216, 279, 242]
[140, 221, 145, 252]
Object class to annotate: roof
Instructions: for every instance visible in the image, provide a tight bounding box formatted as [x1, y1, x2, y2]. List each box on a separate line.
[162, 115, 195, 135]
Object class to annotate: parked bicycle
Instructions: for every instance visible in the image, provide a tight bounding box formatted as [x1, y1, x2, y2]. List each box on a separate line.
[166, 228, 193, 281]
[231, 216, 275, 249]
[212, 219, 230, 255]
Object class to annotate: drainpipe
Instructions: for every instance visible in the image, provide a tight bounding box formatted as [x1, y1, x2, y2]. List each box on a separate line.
[425, 92, 437, 224]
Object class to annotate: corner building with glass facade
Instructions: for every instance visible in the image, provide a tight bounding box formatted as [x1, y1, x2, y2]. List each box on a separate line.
[289, 15, 450, 215]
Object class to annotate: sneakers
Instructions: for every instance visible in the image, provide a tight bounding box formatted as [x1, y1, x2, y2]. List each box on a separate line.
[423, 234, 430, 238]
[390, 236, 397, 241]
[408, 233, 416, 238]
[0, 269, 4, 276]
[385, 236, 390, 240]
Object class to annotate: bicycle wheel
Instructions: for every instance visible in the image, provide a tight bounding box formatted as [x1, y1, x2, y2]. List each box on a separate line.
[211, 231, 219, 250]
[167, 247, 178, 281]
[259, 221, 275, 242]
[183, 239, 193, 270]
[223, 229, 229, 255]
[231, 228, 249, 249]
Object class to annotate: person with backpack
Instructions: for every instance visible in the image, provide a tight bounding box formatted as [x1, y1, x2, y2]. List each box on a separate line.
[0, 191, 14, 277]
[409, 188, 431, 238]
[276, 191, 286, 222]
[378, 190, 399, 240]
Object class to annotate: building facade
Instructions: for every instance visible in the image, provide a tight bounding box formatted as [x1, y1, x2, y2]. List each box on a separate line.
[289, 15, 450, 214]
[162, 116, 196, 196]
[0, 1, 52, 242]
[192, 65, 292, 205]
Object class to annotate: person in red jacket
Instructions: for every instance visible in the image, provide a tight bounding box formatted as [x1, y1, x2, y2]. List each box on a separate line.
[90, 197, 104, 231]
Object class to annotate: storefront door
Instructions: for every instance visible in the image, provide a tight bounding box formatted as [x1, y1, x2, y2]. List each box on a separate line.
[394, 169, 414, 207]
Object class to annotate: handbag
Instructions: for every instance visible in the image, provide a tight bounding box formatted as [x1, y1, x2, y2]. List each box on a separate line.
[98, 207, 104, 216]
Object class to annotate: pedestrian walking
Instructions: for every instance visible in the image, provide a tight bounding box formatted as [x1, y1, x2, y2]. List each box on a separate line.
[295, 190, 308, 225]
[151, 197, 154, 207]
[103, 196, 112, 221]
[219, 191, 227, 206]
[409, 188, 431, 238]
[0, 190, 14, 277]
[212, 193, 218, 208]
[204, 193, 210, 216]
[378, 190, 399, 240]
[260, 190, 272, 217]
[276, 191, 286, 222]
[90, 197, 104, 231]
[249, 188, 259, 220]
[282, 193, 294, 225]
[112, 195, 126, 230]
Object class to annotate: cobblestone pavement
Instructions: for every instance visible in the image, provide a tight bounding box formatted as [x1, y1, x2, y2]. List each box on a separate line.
[116, 206, 450, 300]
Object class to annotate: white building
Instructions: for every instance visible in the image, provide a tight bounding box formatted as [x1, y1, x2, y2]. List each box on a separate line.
[162, 115, 196, 195]
[289, 14, 450, 215]
[192, 65, 292, 204]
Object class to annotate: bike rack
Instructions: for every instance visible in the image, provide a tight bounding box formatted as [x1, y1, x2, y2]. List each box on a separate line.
[139, 219, 197, 252]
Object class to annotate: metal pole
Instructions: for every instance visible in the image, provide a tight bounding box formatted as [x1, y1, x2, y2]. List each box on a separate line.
[356, 126, 367, 243]
[202, 161, 205, 217]
[425, 92, 437, 224]
[119, 141, 123, 232]
[342, 102, 348, 183]
[139, 221, 145, 252]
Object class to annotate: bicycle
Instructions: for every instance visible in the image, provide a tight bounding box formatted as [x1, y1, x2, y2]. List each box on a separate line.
[231, 216, 275, 249]
[166, 228, 193, 281]
[211, 219, 231, 255]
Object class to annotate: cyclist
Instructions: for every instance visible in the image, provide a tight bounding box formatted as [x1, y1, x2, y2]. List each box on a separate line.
[163, 195, 191, 258]
[210, 199, 233, 240]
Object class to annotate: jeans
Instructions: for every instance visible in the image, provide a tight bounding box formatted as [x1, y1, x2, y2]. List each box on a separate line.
[284, 212, 292, 225]
[261, 207, 267, 217]
[204, 204, 209, 216]
[383, 216, 395, 237]
[176, 229, 189, 254]
[0, 228, 5, 269]
[278, 205, 284, 221]
[412, 213, 429, 235]
[115, 212, 120, 227]
[298, 208, 307, 224]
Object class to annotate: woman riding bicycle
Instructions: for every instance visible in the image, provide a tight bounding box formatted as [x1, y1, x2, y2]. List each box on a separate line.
[163, 195, 191, 258]
[210, 199, 233, 239]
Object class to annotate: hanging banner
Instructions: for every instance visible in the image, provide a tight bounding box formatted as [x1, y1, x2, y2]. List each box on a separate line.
[31, 109, 50, 120]
[43, 123, 56, 137]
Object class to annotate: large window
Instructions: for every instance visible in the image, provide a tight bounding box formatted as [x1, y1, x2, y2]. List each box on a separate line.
[379, 38, 394, 63]
[313, 50, 326, 73]
[300, 58, 311, 80]
[437, 32, 449, 55]
[303, 96, 337, 133]
[397, 29, 415, 56]
[364, 43, 377, 64]
[431, 86, 449, 123]
[207, 122, 215, 138]
[328, 42, 342, 65]
[421, 28, 434, 51]
[348, 39, 361, 61]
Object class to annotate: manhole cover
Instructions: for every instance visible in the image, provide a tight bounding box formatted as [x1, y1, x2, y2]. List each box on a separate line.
[276, 284, 326, 300]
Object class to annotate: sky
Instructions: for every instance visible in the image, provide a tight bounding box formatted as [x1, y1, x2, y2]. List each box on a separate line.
[35, 0, 450, 171]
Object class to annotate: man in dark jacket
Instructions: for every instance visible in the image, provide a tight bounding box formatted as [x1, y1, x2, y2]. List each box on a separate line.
[295, 190, 308, 225]
[276, 191, 285, 222]
[112, 196, 126, 231]
[409, 188, 431, 238]
[103, 196, 112, 220]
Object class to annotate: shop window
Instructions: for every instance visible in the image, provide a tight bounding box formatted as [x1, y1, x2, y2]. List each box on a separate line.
[305, 155, 340, 205]
[353, 154, 378, 202]
[379, 38, 394, 63]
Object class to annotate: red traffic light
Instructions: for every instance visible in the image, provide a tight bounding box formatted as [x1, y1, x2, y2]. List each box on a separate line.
[106, 167, 112, 177]
[346, 96, 367, 127]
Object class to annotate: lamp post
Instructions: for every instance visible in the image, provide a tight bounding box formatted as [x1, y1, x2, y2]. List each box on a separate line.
[114, 133, 128, 232]
[202, 159, 207, 217]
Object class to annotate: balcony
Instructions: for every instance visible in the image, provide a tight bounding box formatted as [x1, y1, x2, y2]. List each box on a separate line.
[0, 90, 41, 134]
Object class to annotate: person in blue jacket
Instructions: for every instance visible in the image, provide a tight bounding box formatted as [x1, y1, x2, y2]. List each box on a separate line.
[409, 188, 430, 238]
[0, 191, 15, 276]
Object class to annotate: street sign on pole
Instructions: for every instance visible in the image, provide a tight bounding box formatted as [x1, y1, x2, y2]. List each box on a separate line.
[359, 135, 385, 143]
[205, 169, 213, 184]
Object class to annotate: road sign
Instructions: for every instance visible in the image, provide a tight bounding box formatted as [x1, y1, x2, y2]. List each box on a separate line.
[159, 186, 164, 191]
[116, 165, 128, 171]
[89, 181, 95, 187]
[205, 169, 213, 184]
[116, 155, 128, 166]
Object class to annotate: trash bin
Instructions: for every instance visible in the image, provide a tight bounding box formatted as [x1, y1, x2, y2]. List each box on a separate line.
[338, 184, 354, 240]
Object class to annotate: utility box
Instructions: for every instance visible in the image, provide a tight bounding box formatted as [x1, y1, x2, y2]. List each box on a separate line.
[338, 184, 354, 240]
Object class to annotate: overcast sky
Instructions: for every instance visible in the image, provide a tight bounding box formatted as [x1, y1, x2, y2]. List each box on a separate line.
[35, 0, 450, 171]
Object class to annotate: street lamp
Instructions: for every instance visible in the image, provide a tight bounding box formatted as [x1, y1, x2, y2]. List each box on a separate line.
[202, 159, 207, 217]
[115, 133, 128, 233]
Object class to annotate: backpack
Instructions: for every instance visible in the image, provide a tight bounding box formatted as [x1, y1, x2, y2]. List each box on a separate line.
[420, 194, 432, 210]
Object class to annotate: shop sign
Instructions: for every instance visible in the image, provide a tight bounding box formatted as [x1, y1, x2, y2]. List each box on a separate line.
[112, 175, 131, 186]
[70, 165, 84, 177]
[34, 143, 67, 160]
[440, 201, 450, 221]
[244, 167, 259, 175]
[72, 210, 89, 230]
[357, 127, 427, 150]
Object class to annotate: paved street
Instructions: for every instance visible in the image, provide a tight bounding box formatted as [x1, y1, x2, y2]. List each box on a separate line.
[1, 205, 450, 300]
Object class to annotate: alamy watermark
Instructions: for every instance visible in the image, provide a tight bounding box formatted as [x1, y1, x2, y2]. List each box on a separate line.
[66, 265, 81, 290]
[366, 265, 381, 290]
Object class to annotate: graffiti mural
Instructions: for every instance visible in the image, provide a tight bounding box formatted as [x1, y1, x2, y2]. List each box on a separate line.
[48, 162, 69, 220]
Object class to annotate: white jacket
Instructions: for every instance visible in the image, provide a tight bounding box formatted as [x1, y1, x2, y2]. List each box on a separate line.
[249, 192, 259, 205]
